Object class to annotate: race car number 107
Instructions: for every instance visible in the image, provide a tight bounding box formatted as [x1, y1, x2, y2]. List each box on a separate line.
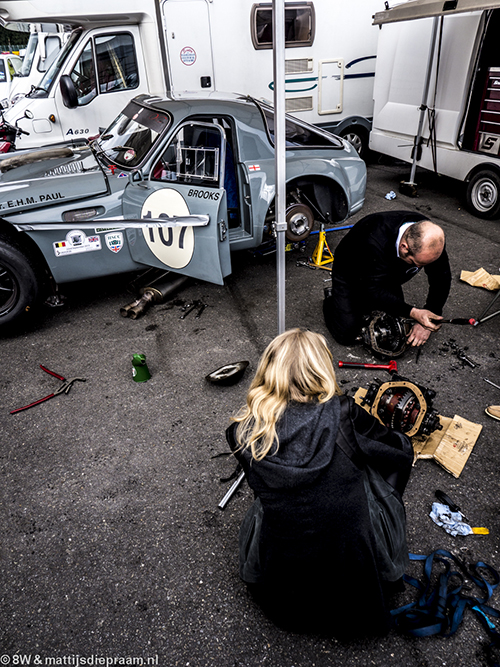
[141, 189, 195, 269]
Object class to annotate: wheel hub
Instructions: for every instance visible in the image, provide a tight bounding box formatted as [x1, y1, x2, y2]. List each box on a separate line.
[473, 179, 498, 212]
[285, 203, 314, 241]
[0, 263, 18, 316]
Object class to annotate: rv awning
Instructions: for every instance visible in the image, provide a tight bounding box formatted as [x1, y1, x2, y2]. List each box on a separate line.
[373, 0, 500, 25]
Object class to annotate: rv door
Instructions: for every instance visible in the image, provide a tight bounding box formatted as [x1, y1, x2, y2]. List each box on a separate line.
[162, 0, 215, 94]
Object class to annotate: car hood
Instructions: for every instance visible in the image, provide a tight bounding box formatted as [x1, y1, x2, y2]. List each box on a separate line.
[0, 145, 108, 213]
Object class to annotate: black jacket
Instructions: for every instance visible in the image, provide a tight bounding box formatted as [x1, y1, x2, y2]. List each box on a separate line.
[332, 210, 452, 317]
[226, 395, 413, 637]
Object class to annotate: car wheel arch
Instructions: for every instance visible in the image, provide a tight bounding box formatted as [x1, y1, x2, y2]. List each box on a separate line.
[266, 175, 349, 232]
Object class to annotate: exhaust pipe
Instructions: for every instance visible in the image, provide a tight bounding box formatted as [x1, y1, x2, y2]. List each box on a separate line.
[122, 275, 190, 320]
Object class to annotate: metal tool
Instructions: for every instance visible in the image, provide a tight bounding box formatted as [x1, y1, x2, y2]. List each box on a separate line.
[456, 350, 477, 368]
[431, 317, 477, 326]
[338, 359, 398, 373]
[475, 289, 500, 325]
[484, 378, 500, 391]
[218, 470, 246, 510]
[435, 490, 469, 522]
[10, 365, 86, 414]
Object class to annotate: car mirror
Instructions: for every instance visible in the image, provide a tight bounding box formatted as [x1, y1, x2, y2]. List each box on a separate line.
[60, 75, 78, 109]
[129, 169, 147, 187]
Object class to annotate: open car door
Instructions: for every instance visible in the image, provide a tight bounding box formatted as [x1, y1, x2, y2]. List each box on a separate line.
[122, 121, 231, 285]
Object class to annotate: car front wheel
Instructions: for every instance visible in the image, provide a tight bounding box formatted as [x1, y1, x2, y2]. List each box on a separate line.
[0, 237, 40, 328]
[466, 169, 500, 219]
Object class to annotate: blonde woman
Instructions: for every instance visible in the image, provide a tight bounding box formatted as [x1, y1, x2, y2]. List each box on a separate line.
[226, 328, 413, 637]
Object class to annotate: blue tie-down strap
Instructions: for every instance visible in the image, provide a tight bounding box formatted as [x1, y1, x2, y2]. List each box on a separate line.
[391, 550, 500, 650]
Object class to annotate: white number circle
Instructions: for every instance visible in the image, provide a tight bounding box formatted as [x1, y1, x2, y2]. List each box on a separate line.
[141, 189, 194, 269]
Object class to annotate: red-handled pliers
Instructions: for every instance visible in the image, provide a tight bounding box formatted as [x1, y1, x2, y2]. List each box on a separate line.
[10, 365, 86, 415]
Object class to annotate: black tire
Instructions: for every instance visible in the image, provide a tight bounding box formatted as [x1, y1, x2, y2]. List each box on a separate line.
[465, 169, 500, 219]
[0, 237, 40, 328]
[339, 126, 368, 160]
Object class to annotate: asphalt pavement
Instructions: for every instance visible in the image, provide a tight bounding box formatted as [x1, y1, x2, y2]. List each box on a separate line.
[1, 158, 500, 667]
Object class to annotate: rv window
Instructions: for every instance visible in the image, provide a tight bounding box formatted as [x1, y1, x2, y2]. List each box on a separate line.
[263, 108, 342, 148]
[152, 123, 222, 187]
[251, 2, 315, 50]
[95, 33, 139, 94]
[70, 40, 97, 106]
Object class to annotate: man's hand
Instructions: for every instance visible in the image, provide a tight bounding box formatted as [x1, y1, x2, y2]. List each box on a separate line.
[408, 308, 443, 346]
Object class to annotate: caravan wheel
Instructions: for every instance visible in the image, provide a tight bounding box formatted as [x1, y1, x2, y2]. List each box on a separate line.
[339, 126, 368, 159]
[466, 169, 500, 219]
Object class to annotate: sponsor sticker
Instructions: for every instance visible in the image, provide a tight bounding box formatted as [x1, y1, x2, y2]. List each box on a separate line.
[53, 230, 101, 257]
[105, 232, 123, 253]
[180, 46, 196, 66]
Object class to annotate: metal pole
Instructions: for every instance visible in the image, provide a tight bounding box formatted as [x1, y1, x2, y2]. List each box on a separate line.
[273, 0, 286, 334]
[407, 16, 440, 186]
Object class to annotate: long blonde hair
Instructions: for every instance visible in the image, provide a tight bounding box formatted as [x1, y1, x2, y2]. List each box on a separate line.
[233, 328, 341, 461]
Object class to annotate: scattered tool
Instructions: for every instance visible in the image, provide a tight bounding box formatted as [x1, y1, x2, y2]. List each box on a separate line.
[475, 288, 500, 325]
[435, 490, 469, 523]
[180, 299, 208, 319]
[433, 490, 489, 535]
[338, 359, 398, 373]
[218, 470, 245, 510]
[484, 378, 500, 391]
[456, 349, 478, 368]
[10, 365, 86, 414]
[431, 317, 478, 326]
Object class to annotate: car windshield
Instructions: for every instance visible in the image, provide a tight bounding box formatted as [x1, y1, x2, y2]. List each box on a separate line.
[32, 29, 81, 96]
[96, 100, 171, 168]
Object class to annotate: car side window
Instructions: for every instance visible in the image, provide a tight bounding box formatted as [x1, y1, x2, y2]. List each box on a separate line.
[152, 123, 222, 187]
[70, 39, 97, 106]
[95, 33, 139, 94]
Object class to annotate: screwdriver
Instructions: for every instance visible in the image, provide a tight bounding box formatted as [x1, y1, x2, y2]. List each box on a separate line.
[434, 490, 490, 535]
[435, 490, 469, 522]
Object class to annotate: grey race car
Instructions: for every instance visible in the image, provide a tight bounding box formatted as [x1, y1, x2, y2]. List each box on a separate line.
[0, 93, 366, 328]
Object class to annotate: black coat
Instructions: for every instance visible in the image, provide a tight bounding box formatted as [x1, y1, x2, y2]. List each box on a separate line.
[332, 210, 452, 317]
[226, 395, 413, 637]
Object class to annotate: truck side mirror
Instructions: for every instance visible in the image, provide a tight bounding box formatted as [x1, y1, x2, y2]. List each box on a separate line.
[60, 75, 78, 109]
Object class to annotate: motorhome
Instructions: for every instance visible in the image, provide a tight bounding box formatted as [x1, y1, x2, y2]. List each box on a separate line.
[0, 0, 382, 154]
[370, 0, 500, 219]
[4, 23, 67, 108]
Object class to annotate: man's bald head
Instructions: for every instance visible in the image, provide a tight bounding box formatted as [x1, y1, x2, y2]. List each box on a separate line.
[400, 220, 445, 266]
